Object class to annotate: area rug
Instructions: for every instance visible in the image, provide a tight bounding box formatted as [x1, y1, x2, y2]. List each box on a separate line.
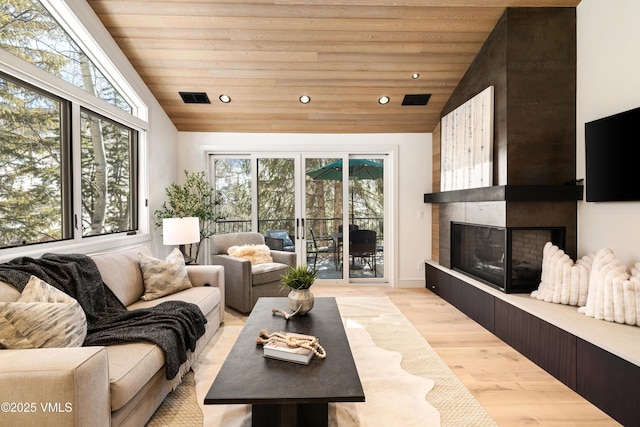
[335, 297, 496, 427]
[148, 296, 497, 426]
[146, 369, 203, 426]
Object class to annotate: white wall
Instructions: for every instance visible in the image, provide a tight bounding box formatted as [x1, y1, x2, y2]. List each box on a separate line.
[576, 0, 640, 266]
[177, 132, 432, 287]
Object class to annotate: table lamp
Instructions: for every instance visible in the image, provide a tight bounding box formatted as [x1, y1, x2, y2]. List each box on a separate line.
[162, 217, 200, 264]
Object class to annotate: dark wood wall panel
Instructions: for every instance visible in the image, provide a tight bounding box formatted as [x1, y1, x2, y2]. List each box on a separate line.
[494, 298, 577, 388]
[450, 276, 495, 332]
[577, 339, 640, 426]
[506, 7, 577, 186]
[425, 264, 452, 302]
[441, 8, 576, 187]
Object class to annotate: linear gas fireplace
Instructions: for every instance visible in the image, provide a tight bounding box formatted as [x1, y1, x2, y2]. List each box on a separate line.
[451, 222, 565, 293]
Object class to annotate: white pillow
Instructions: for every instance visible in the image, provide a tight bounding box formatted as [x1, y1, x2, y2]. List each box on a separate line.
[228, 244, 273, 265]
[0, 276, 87, 349]
[139, 248, 192, 301]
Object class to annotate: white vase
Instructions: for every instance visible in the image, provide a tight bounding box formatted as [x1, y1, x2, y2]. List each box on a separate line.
[288, 288, 314, 315]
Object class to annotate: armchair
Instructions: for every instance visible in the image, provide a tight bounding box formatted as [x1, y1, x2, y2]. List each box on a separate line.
[211, 232, 296, 313]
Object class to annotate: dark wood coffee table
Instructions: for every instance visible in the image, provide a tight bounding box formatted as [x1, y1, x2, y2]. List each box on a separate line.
[204, 297, 364, 427]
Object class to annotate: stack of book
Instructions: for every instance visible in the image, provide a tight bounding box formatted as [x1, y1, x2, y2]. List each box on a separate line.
[262, 332, 316, 365]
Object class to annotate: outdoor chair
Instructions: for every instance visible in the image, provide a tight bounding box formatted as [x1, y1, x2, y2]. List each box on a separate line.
[349, 229, 377, 277]
[307, 228, 337, 271]
[338, 224, 359, 233]
[211, 232, 295, 313]
[264, 229, 295, 252]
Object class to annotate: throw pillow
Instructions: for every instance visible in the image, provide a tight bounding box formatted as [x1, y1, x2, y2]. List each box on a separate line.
[228, 244, 273, 265]
[139, 248, 192, 301]
[0, 275, 87, 349]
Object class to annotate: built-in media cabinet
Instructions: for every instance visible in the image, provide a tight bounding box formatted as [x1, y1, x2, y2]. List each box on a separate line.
[426, 261, 640, 426]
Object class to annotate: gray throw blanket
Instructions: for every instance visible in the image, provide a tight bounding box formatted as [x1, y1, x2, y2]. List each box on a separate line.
[0, 253, 206, 380]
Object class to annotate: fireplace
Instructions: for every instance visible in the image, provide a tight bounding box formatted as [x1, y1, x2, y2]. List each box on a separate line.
[451, 222, 565, 293]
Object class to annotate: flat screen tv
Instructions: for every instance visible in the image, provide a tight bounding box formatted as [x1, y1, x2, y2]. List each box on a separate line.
[585, 106, 640, 202]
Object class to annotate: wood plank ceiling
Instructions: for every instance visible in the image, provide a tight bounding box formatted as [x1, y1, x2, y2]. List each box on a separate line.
[87, 0, 581, 134]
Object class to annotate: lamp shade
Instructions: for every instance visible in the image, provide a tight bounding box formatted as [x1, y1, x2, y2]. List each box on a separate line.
[162, 217, 200, 245]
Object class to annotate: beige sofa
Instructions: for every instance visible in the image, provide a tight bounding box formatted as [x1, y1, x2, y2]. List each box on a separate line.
[0, 245, 224, 427]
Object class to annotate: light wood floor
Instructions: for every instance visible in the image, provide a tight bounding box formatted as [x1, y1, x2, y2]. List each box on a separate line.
[302, 286, 620, 426]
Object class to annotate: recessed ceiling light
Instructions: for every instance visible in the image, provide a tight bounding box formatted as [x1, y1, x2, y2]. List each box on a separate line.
[412, 73, 420, 79]
[299, 95, 311, 104]
[378, 96, 390, 105]
[219, 94, 231, 103]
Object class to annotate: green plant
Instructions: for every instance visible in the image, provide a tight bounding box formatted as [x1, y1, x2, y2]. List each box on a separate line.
[280, 265, 318, 290]
[154, 170, 223, 261]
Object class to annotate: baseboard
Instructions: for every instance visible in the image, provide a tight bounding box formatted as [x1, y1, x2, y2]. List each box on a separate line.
[398, 278, 426, 288]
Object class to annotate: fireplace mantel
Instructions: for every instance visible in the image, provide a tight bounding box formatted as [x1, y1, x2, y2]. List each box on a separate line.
[423, 185, 583, 204]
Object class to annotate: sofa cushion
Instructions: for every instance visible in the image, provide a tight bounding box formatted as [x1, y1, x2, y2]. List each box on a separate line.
[0, 276, 87, 349]
[138, 248, 193, 301]
[252, 263, 289, 286]
[0, 280, 21, 302]
[128, 286, 220, 319]
[91, 246, 150, 307]
[106, 342, 165, 411]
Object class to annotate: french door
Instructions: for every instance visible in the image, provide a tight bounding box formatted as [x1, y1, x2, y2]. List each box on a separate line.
[209, 153, 387, 284]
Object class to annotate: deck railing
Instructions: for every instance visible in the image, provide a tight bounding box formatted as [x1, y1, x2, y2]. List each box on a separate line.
[215, 217, 383, 242]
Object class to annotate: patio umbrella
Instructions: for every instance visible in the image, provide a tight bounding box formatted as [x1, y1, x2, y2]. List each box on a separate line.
[306, 159, 383, 224]
[306, 159, 383, 181]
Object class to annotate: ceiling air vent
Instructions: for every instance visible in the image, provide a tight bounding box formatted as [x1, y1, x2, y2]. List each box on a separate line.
[179, 92, 211, 104]
[401, 94, 431, 106]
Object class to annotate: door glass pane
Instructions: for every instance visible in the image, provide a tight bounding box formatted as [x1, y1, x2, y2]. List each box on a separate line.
[257, 158, 295, 250]
[349, 158, 384, 279]
[305, 158, 342, 279]
[213, 158, 251, 234]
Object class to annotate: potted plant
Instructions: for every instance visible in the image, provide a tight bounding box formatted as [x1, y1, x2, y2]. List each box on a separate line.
[154, 170, 223, 262]
[280, 265, 317, 315]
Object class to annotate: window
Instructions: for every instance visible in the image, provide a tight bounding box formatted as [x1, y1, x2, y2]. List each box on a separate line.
[81, 110, 137, 237]
[0, 0, 142, 250]
[0, 76, 70, 247]
[0, 0, 132, 113]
